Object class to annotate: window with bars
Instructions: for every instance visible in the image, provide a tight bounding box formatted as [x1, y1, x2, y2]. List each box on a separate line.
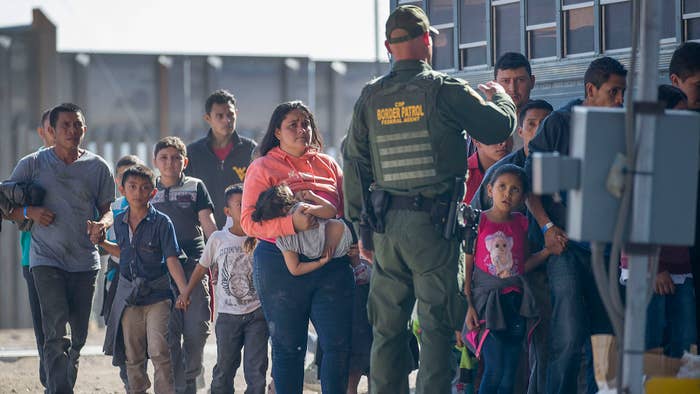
[526, 0, 556, 59]
[492, 0, 521, 60]
[430, 0, 456, 69]
[459, 0, 487, 67]
[684, 0, 700, 40]
[562, 0, 594, 55]
[602, 0, 631, 51]
[400, 0, 688, 72]
[661, 1, 678, 41]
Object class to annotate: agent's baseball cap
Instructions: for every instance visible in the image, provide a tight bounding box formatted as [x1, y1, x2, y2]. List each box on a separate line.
[385, 5, 439, 44]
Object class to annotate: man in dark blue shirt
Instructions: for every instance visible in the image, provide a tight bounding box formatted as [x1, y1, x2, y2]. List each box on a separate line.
[101, 165, 188, 394]
[524, 57, 627, 394]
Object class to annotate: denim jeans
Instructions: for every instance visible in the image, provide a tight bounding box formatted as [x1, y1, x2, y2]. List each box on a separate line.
[22, 265, 46, 388]
[31, 266, 98, 394]
[169, 263, 211, 394]
[210, 308, 269, 394]
[253, 240, 354, 394]
[478, 293, 525, 394]
[646, 277, 697, 358]
[545, 246, 609, 394]
[479, 333, 522, 394]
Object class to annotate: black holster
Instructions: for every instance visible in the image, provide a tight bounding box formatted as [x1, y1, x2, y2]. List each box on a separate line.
[435, 177, 465, 240]
[369, 189, 390, 234]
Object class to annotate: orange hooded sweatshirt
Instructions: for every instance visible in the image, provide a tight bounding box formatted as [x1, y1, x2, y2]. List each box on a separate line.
[241, 146, 344, 240]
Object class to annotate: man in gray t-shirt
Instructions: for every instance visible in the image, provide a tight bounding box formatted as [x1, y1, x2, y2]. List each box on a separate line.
[6, 103, 114, 393]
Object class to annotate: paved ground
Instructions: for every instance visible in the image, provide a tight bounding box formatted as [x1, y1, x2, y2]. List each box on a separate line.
[0, 324, 375, 393]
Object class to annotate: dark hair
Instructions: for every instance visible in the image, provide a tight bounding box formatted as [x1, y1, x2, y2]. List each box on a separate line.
[584, 57, 627, 97]
[49, 103, 86, 128]
[494, 52, 532, 79]
[39, 108, 51, 128]
[224, 183, 244, 205]
[205, 89, 237, 114]
[251, 185, 296, 222]
[258, 101, 323, 157]
[670, 42, 700, 81]
[489, 164, 529, 195]
[658, 84, 688, 109]
[116, 155, 144, 171]
[121, 165, 156, 188]
[518, 100, 553, 126]
[154, 136, 187, 158]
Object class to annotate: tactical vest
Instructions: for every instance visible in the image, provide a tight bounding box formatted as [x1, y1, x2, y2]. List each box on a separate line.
[367, 71, 443, 194]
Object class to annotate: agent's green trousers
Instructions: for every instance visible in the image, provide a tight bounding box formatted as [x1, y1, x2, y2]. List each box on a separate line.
[368, 210, 466, 394]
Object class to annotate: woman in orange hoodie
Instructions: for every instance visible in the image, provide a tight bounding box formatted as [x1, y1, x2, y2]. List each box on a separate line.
[241, 101, 354, 393]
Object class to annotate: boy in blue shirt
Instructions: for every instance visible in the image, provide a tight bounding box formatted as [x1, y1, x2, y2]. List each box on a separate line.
[101, 165, 189, 394]
[101, 154, 145, 389]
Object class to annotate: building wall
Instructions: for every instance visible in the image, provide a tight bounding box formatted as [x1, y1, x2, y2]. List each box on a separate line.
[0, 9, 388, 329]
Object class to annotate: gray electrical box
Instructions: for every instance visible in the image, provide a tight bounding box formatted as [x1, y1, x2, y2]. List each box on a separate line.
[534, 106, 700, 245]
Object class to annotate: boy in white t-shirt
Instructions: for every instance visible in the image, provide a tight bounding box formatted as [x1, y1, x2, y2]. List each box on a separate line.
[177, 184, 268, 394]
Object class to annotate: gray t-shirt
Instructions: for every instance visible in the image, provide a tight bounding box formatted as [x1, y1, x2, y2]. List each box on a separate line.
[276, 203, 353, 259]
[9, 148, 115, 272]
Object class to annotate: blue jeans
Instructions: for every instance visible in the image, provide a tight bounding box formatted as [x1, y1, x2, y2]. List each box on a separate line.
[479, 293, 525, 394]
[211, 309, 269, 394]
[22, 265, 46, 388]
[253, 241, 354, 394]
[169, 262, 211, 394]
[646, 278, 697, 358]
[479, 333, 521, 394]
[545, 246, 610, 394]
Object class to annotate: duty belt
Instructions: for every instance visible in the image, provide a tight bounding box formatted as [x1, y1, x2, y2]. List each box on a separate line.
[388, 194, 434, 212]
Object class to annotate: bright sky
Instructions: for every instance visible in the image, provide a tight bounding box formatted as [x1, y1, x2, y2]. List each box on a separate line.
[2, 0, 391, 62]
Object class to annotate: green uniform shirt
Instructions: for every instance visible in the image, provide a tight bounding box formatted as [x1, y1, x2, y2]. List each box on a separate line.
[342, 59, 517, 222]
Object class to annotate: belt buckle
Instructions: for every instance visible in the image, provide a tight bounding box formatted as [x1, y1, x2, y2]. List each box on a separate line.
[412, 195, 423, 210]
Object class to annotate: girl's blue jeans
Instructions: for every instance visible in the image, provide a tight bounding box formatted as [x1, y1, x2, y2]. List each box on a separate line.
[478, 292, 525, 394]
[253, 240, 355, 394]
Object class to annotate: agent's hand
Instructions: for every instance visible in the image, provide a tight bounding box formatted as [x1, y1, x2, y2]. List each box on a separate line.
[654, 271, 675, 295]
[544, 225, 568, 255]
[292, 206, 317, 232]
[358, 240, 373, 263]
[477, 81, 507, 101]
[466, 306, 480, 331]
[28, 206, 55, 227]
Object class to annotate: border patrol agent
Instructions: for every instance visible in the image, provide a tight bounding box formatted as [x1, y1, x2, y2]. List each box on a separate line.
[342, 5, 517, 393]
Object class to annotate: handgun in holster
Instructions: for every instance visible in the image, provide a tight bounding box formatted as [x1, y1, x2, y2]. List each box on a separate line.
[435, 177, 465, 240]
[353, 161, 377, 250]
[458, 203, 482, 254]
[369, 189, 390, 235]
